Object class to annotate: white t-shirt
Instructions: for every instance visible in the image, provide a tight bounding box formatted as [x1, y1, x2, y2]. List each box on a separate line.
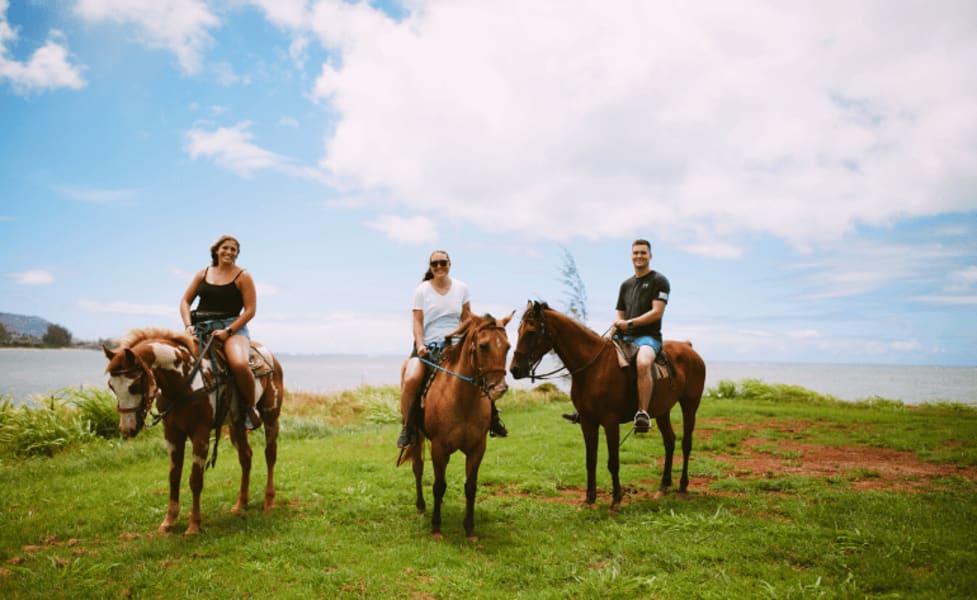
[412, 278, 471, 345]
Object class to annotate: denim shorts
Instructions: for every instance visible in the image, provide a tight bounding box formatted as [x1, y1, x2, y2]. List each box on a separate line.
[617, 334, 661, 354]
[202, 317, 250, 339]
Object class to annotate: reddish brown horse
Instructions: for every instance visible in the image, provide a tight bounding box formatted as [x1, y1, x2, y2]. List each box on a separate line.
[509, 301, 705, 509]
[397, 312, 514, 540]
[103, 328, 284, 534]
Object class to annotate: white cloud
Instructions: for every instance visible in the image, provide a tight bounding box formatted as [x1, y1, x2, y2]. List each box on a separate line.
[212, 61, 250, 86]
[246, 0, 311, 30]
[185, 121, 327, 182]
[10, 270, 54, 285]
[52, 185, 137, 205]
[305, 0, 977, 253]
[0, 2, 86, 93]
[78, 299, 172, 317]
[365, 215, 438, 244]
[74, 0, 219, 74]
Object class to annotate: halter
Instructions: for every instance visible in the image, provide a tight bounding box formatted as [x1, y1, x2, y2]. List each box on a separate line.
[514, 303, 608, 382]
[109, 363, 159, 429]
[421, 322, 509, 398]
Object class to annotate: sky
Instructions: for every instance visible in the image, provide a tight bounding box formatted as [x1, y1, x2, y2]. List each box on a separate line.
[1, 0, 975, 366]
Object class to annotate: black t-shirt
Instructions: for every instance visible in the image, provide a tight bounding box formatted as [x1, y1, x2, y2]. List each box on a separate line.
[615, 270, 670, 340]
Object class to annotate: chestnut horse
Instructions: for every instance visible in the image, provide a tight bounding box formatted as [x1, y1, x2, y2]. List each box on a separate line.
[103, 328, 284, 535]
[397, 312, 514, 540]
[509, 301, 705, 509]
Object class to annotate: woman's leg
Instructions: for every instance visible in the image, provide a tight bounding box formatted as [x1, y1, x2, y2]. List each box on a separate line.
[225, 334, 259, 429]
[398, 357, 425, 448]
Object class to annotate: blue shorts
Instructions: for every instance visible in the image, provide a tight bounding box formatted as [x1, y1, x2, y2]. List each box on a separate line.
[617, 335, 661, 354]
[206, 317, 250, 339]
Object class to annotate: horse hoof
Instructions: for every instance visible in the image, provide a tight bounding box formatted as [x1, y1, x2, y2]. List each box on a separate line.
[183, 527, 201, 536]
[653, 490, 667, 500]
[431, 532, 443, 540]
[467, 535, 479, 543]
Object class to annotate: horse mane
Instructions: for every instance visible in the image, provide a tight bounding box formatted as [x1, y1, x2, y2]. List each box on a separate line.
[439, 313, 494, 364]
[118, 327, 197, 352]
[532, 300, 601, 337]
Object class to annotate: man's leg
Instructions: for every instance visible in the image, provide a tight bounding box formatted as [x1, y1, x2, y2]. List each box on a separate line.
[633, 345, 656, 432]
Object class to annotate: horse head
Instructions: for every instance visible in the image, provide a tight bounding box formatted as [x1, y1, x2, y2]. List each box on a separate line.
[103, 344, 158, 437]
[448, 311, 515, 401]
[509, 300, 553, 379]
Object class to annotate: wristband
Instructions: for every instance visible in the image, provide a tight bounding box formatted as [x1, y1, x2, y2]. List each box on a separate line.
[226, 327, 234, 335]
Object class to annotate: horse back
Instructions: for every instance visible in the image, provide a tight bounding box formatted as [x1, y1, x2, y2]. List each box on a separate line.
[662, 340, 706, 400]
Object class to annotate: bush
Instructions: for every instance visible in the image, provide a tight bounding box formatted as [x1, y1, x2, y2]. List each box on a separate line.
[0, 387, 120, 459]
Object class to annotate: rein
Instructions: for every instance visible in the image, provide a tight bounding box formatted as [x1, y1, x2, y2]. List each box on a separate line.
[521, 308, 609, 382]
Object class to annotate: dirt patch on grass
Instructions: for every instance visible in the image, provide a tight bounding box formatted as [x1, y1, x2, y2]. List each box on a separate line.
[710, 437, 977, 492]
[495, 417, 977, 506]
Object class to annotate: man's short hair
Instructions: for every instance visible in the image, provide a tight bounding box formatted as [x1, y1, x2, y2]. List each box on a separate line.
[632, 239, 651, 252]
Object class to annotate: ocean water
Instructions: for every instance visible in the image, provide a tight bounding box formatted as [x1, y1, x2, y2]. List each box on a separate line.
[1, 348, 974, 406]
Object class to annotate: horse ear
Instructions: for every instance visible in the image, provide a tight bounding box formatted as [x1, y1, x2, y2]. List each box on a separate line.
[124, 348, 137, 365]
[102, 344, 115, 361]
[501, 309, 516, 327]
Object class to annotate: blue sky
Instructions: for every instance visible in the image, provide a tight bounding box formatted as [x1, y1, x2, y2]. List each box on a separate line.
[1, 0, 975, 365]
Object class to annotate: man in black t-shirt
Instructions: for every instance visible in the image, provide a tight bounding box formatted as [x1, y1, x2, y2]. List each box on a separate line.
[610, 239, 670, 432]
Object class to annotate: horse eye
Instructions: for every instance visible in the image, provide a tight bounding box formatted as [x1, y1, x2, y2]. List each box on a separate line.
[129, 382, 143, 394]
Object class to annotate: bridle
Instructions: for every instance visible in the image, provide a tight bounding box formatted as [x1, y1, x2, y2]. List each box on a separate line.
[513, 303, 607, 382]
[420, 322, 510, 398]
[109, 363, 159, 430]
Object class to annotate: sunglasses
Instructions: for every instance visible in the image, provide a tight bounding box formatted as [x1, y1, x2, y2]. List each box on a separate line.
[430, 260, 449, 268]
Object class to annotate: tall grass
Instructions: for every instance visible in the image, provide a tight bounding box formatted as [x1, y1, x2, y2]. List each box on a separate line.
[0, 388, 119, 459]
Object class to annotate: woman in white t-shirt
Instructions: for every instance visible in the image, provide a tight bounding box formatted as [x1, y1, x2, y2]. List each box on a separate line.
[397, 250, 508, 448]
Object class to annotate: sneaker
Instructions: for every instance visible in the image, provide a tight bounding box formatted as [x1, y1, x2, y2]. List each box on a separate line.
[633, 410, 650, 433]
[561, 412, 580, 424]
[396, 426, 414, 449]
[489, 417, 509, 438]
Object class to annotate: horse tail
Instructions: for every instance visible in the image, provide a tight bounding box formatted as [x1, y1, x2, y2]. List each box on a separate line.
[395, 437, 426, 468]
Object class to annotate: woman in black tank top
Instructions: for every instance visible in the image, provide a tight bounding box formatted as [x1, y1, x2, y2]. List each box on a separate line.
[179, 234, 262, 430]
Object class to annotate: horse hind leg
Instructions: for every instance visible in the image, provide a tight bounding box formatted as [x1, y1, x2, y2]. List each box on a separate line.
[229, 422, 254, 515]
[654, 413, 676, 499]
[262, 413, 280, 513]
[412, 444, 426, 514]
[678, 402, 699, 495]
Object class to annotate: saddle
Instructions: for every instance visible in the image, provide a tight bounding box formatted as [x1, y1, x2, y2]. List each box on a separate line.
[612, 338, 676, 424]
[209, 341, 275, 380]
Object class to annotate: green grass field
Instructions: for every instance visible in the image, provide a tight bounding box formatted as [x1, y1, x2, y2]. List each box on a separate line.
[1, 382, 976, 598]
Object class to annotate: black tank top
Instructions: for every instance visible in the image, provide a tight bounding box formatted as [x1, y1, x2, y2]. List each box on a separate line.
[195, 267, 245, 315]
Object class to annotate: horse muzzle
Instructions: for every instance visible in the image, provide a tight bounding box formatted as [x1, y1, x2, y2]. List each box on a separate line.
[486, 379, 509, 401]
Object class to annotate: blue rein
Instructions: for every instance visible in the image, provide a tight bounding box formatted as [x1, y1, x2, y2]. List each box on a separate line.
[419, 356, 476, 385]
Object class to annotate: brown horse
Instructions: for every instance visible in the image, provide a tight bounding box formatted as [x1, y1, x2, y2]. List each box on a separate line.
[509, 301, 705, 510]
[103, 328, 284, 535]
[397, 312, 515, 540]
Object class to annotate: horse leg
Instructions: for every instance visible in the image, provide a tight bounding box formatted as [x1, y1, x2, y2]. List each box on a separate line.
[581, 420, 600, 505]
[679, 402, 698, 494]
[604, 423, 623, 510]
[229, 422, 253, 515]
[463, 443, 486, 540]
[262, 412, 279, 513]
[411, 445, 426, 514]
[185, 433, 209, 535]
[654, 412, 676, 499]
[159, 431, 186, 533]
[430, 445, 449, 537]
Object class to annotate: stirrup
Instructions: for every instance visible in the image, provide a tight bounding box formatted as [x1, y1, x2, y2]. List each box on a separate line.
[561, 412, 580, 424]
[396, 426, 415, 449]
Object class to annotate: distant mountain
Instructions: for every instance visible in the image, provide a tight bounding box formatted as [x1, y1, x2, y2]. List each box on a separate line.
[0, 312, 52, 338]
